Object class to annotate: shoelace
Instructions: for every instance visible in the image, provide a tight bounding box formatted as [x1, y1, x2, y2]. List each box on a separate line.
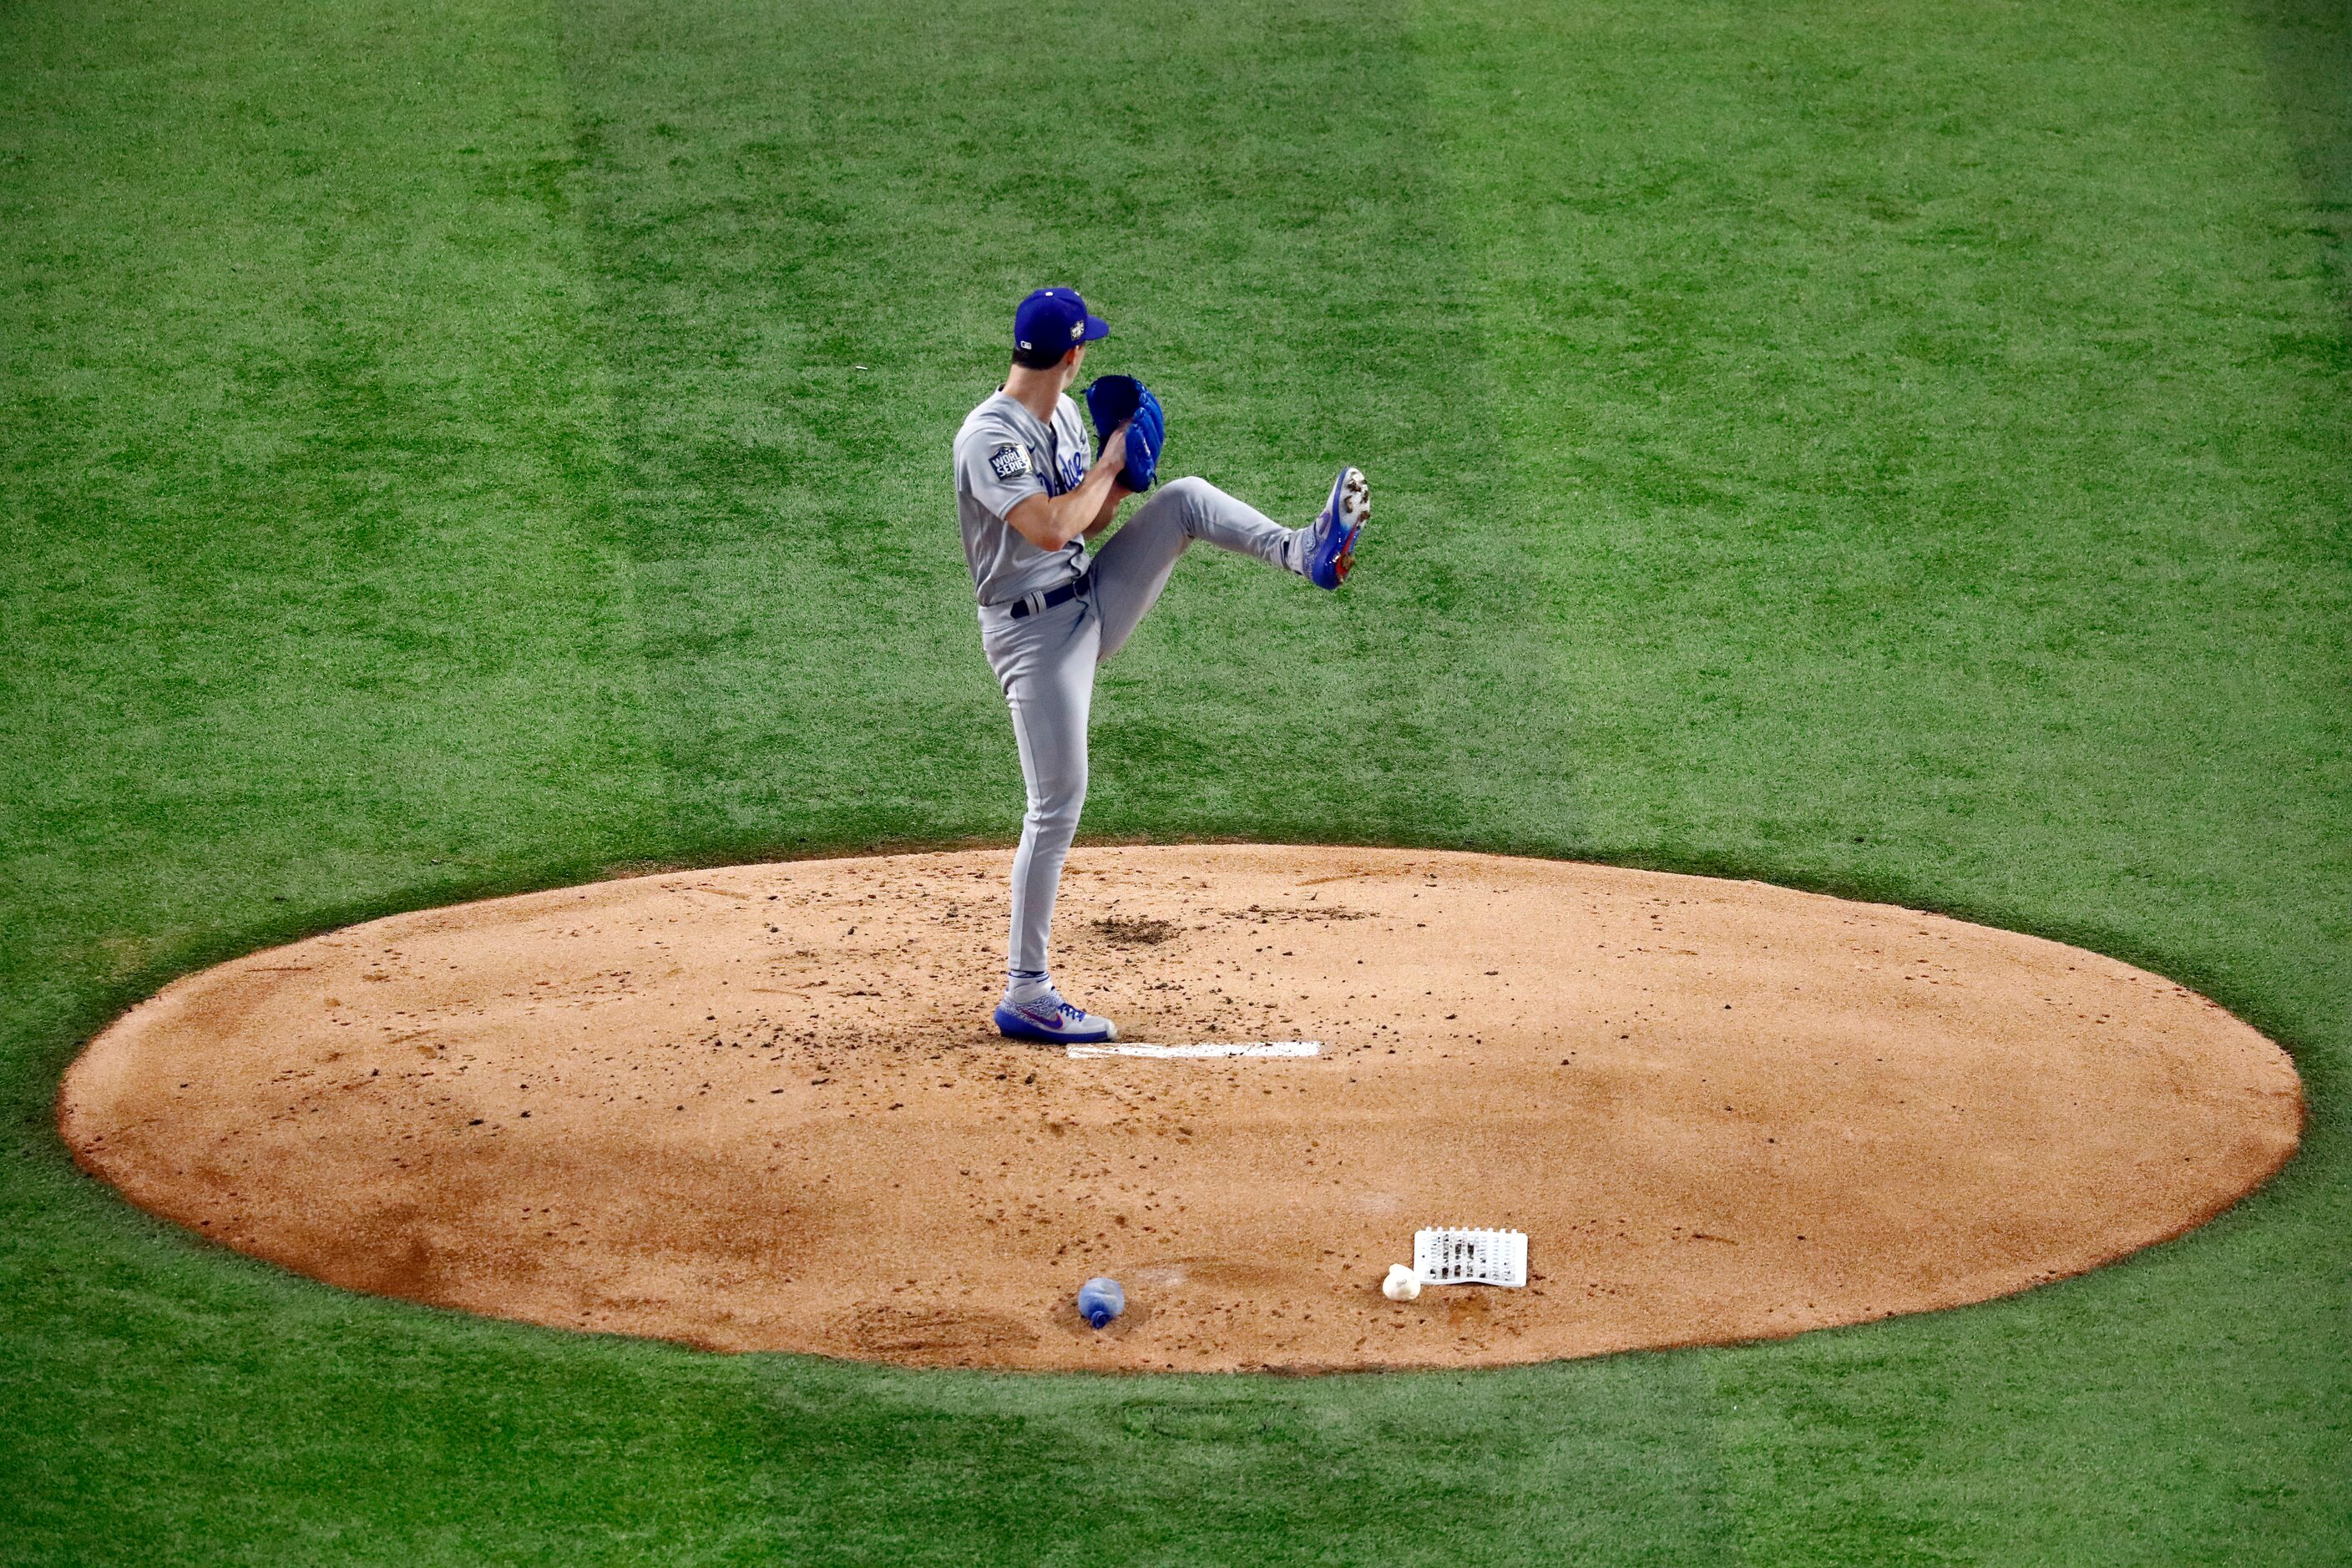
[1011, 994, 1080, 1027]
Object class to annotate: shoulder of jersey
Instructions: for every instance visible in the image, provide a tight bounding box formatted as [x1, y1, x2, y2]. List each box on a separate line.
[956, 395, 1014, 446]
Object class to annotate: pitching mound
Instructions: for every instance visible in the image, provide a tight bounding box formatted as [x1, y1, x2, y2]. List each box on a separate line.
[60, 847, 2299, 1372]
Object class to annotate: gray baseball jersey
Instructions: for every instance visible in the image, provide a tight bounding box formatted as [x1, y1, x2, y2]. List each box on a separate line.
[953, 389, 1093, 606]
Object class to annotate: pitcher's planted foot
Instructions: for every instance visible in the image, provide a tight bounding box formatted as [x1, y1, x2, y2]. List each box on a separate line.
[994, 987, 1119, 1045]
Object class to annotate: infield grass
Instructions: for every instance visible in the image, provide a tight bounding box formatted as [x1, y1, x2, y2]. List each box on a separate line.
[2, 0, 2346, 1561]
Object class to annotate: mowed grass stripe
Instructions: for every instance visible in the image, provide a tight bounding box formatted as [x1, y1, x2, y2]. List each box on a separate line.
[1419, 0, 2351, 1560]
[555, 0, 1566, 859]
[0, 0, 731, 1560]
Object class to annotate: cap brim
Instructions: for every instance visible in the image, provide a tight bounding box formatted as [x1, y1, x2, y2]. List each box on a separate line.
[1080, 314, 1110, 341]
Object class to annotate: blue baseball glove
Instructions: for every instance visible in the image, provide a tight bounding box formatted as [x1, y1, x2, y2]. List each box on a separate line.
[1083, 374, 1164, 491]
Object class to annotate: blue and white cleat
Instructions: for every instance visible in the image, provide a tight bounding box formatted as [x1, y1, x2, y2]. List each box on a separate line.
[1305, 465, 1369, 589]
[994, 987, 1119, 1045]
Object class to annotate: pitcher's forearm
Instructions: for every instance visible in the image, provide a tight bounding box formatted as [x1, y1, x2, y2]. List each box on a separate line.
[1007, 464, 1124, 551]
[1057, 473, 1112, 543]
[1081, 482, 1132, 539]
[1045, 470, 1119, 547]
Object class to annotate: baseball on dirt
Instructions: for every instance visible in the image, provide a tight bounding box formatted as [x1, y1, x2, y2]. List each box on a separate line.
[1383, 1263, 1422, 1302]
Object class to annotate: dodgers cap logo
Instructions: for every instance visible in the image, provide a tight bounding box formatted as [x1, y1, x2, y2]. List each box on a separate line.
[1012, 287, 1109, 367]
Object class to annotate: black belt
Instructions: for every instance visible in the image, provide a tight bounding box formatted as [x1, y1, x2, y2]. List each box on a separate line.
[1007, 574, 1089, 620]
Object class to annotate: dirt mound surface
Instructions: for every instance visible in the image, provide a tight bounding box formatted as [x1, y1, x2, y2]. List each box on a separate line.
[59, 847, 2299, 1372]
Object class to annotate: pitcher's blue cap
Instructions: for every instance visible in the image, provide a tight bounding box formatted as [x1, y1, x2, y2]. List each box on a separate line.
[1013, 287, 1109, 367]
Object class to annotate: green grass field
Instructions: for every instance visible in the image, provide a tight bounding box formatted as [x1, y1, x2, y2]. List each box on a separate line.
[3, 0, 2347, 1560]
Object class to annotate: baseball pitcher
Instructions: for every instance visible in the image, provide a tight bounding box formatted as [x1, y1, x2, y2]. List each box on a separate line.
[953, 286, 1370, 1044]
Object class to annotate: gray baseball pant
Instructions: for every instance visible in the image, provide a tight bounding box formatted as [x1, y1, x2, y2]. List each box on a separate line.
[979, 476, 1304, 979]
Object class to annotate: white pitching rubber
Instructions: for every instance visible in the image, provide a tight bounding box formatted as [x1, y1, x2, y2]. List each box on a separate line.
[1065, 1040, 1323, 1060]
